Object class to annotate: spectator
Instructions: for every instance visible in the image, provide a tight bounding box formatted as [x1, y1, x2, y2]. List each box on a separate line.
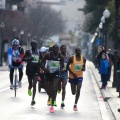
[99, 53, 109, 89]
[107, 48, 114, 81]
[96, 46, 106, 69]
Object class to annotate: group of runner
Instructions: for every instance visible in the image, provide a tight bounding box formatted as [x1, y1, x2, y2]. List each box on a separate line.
[8, 39, 86, 113]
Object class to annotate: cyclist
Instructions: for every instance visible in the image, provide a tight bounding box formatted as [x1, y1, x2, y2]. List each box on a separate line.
[66, 47, 86, 111]
[22, 40, 43, 106]
[8, 39, 24, 89]
[42, 44, 64, 113]
[57, 45, 69, 108]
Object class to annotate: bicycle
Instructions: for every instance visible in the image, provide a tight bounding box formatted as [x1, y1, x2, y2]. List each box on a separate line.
[13, 67, 19, 97]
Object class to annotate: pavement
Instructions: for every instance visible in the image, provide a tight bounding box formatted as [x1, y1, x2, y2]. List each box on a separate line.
[0, 61, 120, 119]
[88, 61, 120, 120]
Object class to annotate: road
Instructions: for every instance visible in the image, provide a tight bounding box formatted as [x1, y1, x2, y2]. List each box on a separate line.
[0, 62, 115, 120]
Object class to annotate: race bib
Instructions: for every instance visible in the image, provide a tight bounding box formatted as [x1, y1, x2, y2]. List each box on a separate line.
[74, 64, 82, 71]
[63, 63, 67, 70]
[49, 60, 60, 73]
[32, 54, 39, 63]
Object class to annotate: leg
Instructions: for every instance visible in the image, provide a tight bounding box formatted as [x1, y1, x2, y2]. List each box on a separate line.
[51, 77, 60, 106]
[18, 68, 23, 82]
[107, 67, 111, 81]
[73, 81, 82, 111]
[32, 75, 38, 101]
[10, 68, 14, 84]
[27, 75, 33, 90]
[57, 79, 61, 93]
[60, 78, 67, 108]
[46, 80, 52, 105]
[75, 81, 82, 104]
[70, 83, 76, 95]
[61, 78, 67, 101]
[101, 74, 104, 88]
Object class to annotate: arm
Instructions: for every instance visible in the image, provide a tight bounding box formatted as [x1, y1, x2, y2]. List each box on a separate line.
[66, 56, 77, 79]
[60, 54, 64, 70]
[20, 47, 24, 64]
[8, 47, 12, 65]
[22, 50, 33, 61]
[41, 53, 49, 72]
[82, 57, 86, 71]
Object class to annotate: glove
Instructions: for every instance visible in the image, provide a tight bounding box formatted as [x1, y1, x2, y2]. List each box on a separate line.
[9, 65, 14, 69]
[18, 64, 23, 69]
[82, 68, 85, 71]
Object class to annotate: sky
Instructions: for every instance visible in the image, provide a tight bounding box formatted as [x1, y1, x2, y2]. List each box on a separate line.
[36, 0, 61, 2]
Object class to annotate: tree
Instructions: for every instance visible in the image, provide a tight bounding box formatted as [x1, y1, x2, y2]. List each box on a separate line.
[27, 4, 65, 47]
[83, 0, 109, 33]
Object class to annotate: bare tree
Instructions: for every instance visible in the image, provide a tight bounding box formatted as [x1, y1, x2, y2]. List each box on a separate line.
[28, 4, 65, 45]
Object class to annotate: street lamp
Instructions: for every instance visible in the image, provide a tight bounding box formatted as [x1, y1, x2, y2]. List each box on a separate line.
[112, 0, 120, 87]
[0, 22, 5, 66]
[103, 9, 110, 51]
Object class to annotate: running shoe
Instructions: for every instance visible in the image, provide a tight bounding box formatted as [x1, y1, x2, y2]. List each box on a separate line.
[54, 101, 57, 107]
[18, 81, 22, 88]
[10, 84, 13, 89]
[47, 100, 51, 106]
[28, 89, 32, 96]
[73, 105, 78, 111]
[57, 90, 61, 94]
[61, 102, 65, 108]
[31, 100, 36, 106]
[50, 106, 54, 113]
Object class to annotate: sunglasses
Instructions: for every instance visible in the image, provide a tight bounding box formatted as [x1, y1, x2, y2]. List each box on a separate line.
[13, 45, 18, 47]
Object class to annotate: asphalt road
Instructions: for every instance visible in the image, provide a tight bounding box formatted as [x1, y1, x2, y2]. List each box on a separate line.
[0, 63, 115, 120]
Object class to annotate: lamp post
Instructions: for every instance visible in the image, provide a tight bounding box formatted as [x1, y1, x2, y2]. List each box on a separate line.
[13, 27, 17, 39]
[27, 33, 31, 49]
[112, 0, 120, 87]
[103, 9, 110, 51]
[100, 16, 105, 46]
[20, 30, 24, 46]
[0, 22, 5, 66]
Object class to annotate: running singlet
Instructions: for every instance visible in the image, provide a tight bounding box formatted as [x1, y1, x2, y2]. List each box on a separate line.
[47, 53, 61, 74]
[63, 54, 69, 70]
[69, 55, 84, 79]
[30, 50, 39, 63]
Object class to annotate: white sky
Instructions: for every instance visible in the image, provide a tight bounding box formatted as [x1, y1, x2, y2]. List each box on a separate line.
[36, 0, 61, 2]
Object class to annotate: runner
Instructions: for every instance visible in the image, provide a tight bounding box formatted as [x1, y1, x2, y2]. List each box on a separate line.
[42, 44, 64, 113]
[22, 40, 42, 106]
[66, 47, 86, 111]
[57, 45, 69, 108]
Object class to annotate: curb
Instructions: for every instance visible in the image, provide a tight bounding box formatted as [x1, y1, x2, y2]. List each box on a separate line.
[88, 61, 120, 120]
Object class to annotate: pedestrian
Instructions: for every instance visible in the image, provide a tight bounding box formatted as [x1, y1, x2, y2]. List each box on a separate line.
[57, 45, 69, 108]
[22, 40, 43, 106]
[107, 48, 114, 81]
[99, 53, 109, 89]
[42, 44, 64, 113]
[8, 39, 24, 89]
[66, 47, 86, 111]
[96, 46, 106, 68]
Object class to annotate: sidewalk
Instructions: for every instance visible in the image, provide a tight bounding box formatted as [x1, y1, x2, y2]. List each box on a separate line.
[0, 62, 9, 71]
[88, 61, 120, 120]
